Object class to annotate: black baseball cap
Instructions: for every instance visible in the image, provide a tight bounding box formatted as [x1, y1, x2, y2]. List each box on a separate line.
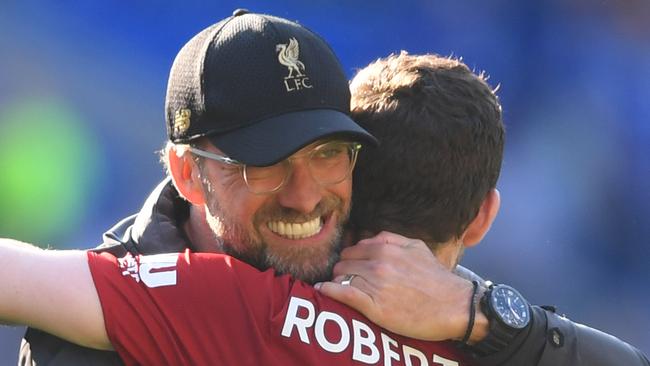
[165, 9, 378, 166]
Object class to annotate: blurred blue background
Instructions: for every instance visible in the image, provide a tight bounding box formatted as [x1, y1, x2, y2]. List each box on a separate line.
[1, 0, 648, 363]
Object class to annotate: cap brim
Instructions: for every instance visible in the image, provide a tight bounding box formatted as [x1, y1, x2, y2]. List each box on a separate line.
[207, 109, 378, 166]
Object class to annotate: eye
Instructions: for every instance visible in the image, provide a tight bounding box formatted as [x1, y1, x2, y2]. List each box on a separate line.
[245, 163, 284, 181]
[313, 144, 347, 160]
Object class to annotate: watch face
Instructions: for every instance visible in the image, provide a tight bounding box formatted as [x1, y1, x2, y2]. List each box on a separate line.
[490, 285, 530, 329]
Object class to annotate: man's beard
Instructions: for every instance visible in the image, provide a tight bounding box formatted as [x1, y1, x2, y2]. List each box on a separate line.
[200, 178, 347, 284]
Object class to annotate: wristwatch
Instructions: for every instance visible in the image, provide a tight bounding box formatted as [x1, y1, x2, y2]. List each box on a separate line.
[472, 283, 531, 356]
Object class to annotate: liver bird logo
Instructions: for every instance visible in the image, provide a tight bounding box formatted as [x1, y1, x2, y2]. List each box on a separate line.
[276, 38, 306, 79]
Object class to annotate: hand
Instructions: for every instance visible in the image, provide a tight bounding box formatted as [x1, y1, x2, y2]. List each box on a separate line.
[316, 231, 477, 341]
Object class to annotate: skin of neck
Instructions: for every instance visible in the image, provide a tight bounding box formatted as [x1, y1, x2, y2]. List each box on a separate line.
[183, 204, 224, 253]
[434, 240, 465, 271]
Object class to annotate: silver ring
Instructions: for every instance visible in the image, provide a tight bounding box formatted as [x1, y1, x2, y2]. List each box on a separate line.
[341, 274, 357, 287]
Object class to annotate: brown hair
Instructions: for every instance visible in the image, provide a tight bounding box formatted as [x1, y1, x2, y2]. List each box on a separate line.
[349, 52, 504, 249]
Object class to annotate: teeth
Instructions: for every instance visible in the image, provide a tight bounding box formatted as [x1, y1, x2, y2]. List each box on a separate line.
[267, 217, 323, 239]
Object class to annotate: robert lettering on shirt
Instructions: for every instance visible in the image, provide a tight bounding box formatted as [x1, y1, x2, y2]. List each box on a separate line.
[281, 296, 459, 366]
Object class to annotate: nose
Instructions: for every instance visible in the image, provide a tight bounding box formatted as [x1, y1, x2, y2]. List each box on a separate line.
[275, 159, 322, 214]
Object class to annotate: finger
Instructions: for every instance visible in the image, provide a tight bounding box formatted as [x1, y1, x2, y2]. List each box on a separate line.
[332, 259, 381, 279]
[340, 238, 405, 260]
[315, 280, 375, 315]
[377, 231, 431, 251]
[357, 231, 427, 251]
[340, 241, 418, 262]
[331, 272, 374, 294]
[360, 231, 411, 247]
[338, 241, 378, 260]
[331, 273, 367, 286]
[331, 274, 350, 283]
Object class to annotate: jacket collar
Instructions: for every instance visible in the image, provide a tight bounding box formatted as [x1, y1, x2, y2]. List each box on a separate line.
[98, 177, 193, 255]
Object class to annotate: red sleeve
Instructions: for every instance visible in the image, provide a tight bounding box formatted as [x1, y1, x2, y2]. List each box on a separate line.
[88, 250, 473, 366]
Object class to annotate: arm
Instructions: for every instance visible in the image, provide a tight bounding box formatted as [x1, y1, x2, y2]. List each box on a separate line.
[475, 306, 650, 366]
[0, 239, 111, 351]
[317, 232, 649, 365]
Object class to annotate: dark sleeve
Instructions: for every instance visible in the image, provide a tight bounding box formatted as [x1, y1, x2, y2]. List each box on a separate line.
[474, 306, 650, 366]
[19, 328, 123, 366]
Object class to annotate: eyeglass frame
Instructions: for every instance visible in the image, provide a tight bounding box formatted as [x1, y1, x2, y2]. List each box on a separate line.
[187, 140, 362, 194]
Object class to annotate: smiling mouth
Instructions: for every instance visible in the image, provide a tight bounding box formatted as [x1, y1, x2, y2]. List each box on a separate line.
[267, 216, 323, 239]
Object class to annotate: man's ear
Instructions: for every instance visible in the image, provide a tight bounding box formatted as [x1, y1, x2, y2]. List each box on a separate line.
[461, 188, 500, 247]
[168, 146, 206, 206]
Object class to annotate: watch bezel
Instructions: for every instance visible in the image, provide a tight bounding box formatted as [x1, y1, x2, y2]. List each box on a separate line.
[486, 284, 530, 330]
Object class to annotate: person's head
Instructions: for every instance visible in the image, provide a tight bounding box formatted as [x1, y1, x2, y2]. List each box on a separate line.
[162, 10, 377, 283]
[349, 52, 504, 268]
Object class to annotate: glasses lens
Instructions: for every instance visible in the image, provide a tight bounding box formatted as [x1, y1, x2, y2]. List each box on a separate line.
[242, 142, 360, 194]
[243, 161, 289, 194]
[309, 142, 357, 185]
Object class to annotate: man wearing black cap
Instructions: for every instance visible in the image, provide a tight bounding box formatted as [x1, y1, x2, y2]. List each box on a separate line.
[159, 8, 377, 286]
